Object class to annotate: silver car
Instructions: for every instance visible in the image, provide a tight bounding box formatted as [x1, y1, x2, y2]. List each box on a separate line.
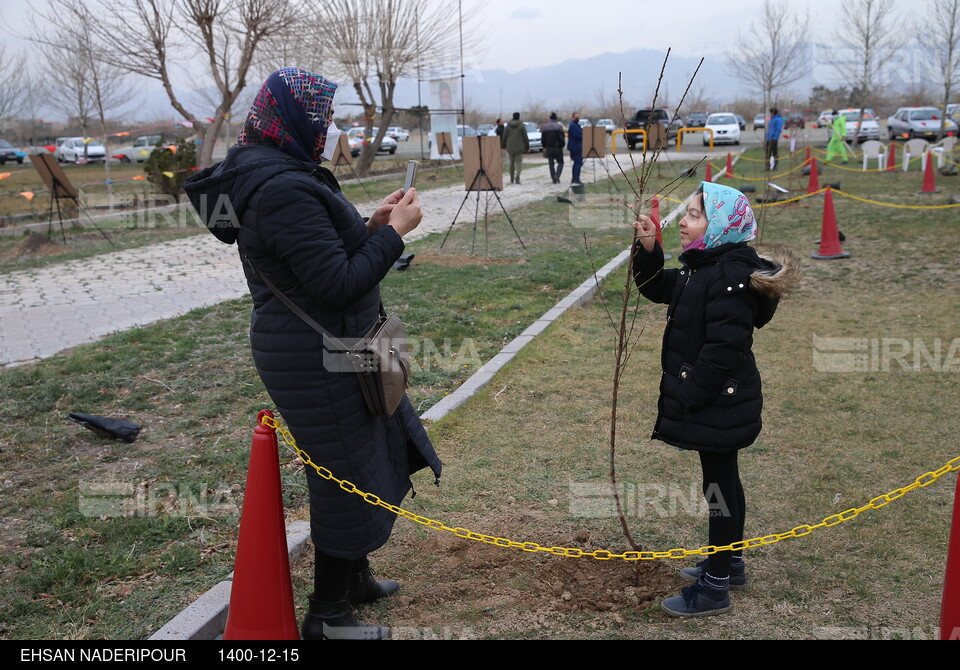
[837, 109, 880, 143]
[887, 107, 958, 140]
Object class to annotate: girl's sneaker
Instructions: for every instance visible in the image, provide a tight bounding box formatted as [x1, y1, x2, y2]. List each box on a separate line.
[661, 577, 731, 617]
[679, 559, 747, 589]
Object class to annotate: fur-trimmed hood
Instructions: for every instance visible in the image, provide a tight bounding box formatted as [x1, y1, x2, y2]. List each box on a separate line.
[750, 245, 802, 299]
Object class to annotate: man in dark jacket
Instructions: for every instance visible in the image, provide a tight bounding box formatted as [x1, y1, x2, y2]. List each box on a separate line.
[501, 112, 529, 184]
[540, 112, 566, 184]
[494, 118, 505, 138]
[568, 112, 584, 185]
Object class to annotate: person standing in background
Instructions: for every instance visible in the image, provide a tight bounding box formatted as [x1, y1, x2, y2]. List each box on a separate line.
[764, 107, 783, 170]
[541, 112, 566, 184]
[501, 112, 529, 185]
[568, 112, 583, 186]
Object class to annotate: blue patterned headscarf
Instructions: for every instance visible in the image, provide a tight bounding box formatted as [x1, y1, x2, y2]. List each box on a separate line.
[686, 182, 757, 250]
[237, 68, 338, 164]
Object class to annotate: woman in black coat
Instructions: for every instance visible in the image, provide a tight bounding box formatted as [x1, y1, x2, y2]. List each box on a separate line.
[632, 182, 799, 617]
[185, 68, 441, 639]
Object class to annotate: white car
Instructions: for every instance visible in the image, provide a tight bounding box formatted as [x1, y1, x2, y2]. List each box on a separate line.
[54, 137, 107, 163]
[386, 126, 410, 141]
[835, 108, 880, 143]
[114, 135, 165, 163]
[596, 118, 617, 133]
[347, 128, 398, 157]
[816, 110, 833, 128]
[703, 113, 741, 146]
[523, 122, 542, 152]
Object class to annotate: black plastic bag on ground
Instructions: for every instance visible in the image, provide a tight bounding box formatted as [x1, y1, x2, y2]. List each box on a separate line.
[67, 413, 141, 443]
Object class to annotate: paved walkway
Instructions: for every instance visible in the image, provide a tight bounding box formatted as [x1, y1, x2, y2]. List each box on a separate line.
[0, 155, 614, 367]
[1, 147, 733, 367]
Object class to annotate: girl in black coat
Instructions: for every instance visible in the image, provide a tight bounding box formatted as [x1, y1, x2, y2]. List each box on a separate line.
[185, 68, 441, 639]
[632, 182, 799, 617]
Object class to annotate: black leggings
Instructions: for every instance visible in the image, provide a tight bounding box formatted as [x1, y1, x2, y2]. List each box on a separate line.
[698, 450, 746, 579]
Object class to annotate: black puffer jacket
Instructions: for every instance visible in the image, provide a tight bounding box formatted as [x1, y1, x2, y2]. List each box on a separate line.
[184, 144, 442, 559]
[632, 241, 799, 452]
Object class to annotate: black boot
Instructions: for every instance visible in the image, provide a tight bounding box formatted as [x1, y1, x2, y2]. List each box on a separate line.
[348, 559, 400, 605]
[300, 596, 390, 640]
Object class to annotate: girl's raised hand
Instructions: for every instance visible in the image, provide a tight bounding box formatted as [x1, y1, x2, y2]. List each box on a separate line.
[633, 214, 659, 252]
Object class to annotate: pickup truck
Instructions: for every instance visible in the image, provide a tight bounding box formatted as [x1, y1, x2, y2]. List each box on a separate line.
[623, 108, 682, 150]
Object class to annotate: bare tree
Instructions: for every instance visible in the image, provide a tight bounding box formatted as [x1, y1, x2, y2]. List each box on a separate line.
[30, 0, 298, 169]
[918, 0, 960, 139]
[725, 1, 811, 117]
[33, 12, 134, 191]
[0, 45, 28, 122]
[829, 0, 900, 130]
[315, 0, 473, 176]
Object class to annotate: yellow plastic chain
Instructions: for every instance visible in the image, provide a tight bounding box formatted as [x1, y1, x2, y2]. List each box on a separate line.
[720, 161, 811, 181]
[808, 146, 925, 172]
[833, 188, 960, 210]
[260, 415, 960, 562]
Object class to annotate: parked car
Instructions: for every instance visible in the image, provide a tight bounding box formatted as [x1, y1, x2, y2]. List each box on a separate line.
[948, 103, 960, 126]
[577, 118, 591, 129]
[386, 126, 410, 141]
[113, 135, 165, 163]
[624, 108, 683, 149]
[0, 139, 25, 165]
[476, 124, 496, 136]
[753, 114, 765, 130]
[816, 110, 833, 128]
[836, 108, 880, 143]
[703, 113, 741, 146]
[428, 124, 477, 153]
[54, 137, 107, 163]
[596, 118, 617, 133]
[523, 121, 542, 152]
[784, 111, 807, 129]
[735, 114, 746, 131]
[347, 128, 398, 156]
[686, 112, 708, 128]
[887, 107, 958, 140]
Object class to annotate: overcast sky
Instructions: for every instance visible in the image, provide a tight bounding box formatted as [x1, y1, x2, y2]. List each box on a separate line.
[1, 0, 884, 69]
[476, 0, 844, 72]
[0, 0, 924, 118]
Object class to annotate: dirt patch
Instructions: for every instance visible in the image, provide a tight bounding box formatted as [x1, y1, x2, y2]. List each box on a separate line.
[362, 518, 679, 638]
[6, 233, 71, 257]
[414, 253, 525, 268]
[538, 551, 675, 614]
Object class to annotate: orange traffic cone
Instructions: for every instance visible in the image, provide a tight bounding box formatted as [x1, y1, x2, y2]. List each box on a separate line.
[706, 161, 713, 182]
[886, 142, 896, 172]
[223, 410, 299, 640]
[919, 152, 940, 194]
[941, 474, 960, 640]
[725, 152, 734, 178]
[805, 146, 811, 163]
[812, 187, 850, 260]
[807, 157, 820, 194]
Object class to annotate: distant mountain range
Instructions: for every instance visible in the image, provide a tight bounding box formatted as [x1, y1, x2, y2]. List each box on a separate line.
[119, 45, 932, 125]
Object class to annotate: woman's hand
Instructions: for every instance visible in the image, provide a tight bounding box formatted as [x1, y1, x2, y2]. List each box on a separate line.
[366, 189, 404, 233]
[633, 214, 659, 252]
[387, 188, 423, 237]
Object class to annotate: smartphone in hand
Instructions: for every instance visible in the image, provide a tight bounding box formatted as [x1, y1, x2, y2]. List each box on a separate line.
[403, 160, 419, 194]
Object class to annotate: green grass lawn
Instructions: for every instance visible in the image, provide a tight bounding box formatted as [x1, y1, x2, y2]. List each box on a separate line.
[2, 147, 958, 639]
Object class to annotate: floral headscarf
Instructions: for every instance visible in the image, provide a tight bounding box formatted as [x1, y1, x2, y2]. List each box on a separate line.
[685, 181, 757, 250]
[237, 67, 338, 164]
